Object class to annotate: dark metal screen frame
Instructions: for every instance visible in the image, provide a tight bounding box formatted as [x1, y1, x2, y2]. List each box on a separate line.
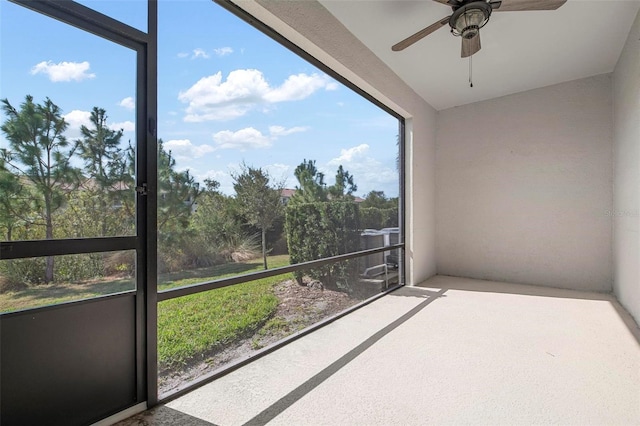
[0, 236, 138, 259]
[144, 0, 159, 405]
[399, 119, 406, 287]
[9, 0, 149, 48]
[1, 0, 158, 410]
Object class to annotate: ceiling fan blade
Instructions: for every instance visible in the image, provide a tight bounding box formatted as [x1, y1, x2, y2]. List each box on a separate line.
[493, 0, 567, 11]
[392, 16, 451, 52]
[432, 0, 459, 6]
[461, 33, 481, 58]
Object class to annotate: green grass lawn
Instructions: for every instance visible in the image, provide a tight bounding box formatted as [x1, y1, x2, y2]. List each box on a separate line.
[0, 254, 292, 369]
[158, 255, 291, 368]
[157, 256, 287, 291]
[0, 276, 136, 313]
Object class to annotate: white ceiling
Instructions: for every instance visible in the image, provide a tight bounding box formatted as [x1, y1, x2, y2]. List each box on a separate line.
[319, 0, 640, 110]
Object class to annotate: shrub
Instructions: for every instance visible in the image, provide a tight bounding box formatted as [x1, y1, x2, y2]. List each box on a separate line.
[285, 202, 360, 292]
[360, 206, 399, 230]
[55, 253, 104, 282]
[0, 258, 46, 287]
[228, 233, 261, 263]
[103, 251, 136, 277]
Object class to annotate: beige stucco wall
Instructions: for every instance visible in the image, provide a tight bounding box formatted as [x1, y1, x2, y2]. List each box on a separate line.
[436, 75, 614, 292]
[234, 0, 438, 285]
[613, 10, 640, 322]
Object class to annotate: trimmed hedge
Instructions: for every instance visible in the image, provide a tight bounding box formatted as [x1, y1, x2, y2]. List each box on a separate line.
[360, 207, 399, 230]
[285, 202, 360, 292]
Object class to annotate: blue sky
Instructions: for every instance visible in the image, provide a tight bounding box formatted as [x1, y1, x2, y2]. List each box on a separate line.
[0, 0, 400, 197]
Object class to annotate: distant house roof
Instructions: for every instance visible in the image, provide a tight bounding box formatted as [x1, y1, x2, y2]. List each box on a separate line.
[281, 188, 297, 198]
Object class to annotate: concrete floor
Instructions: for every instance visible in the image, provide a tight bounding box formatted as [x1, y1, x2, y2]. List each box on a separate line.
[118, 275, 640, 425]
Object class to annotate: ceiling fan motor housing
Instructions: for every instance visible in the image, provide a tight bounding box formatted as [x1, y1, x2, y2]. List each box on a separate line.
[450, 1, 492, 39]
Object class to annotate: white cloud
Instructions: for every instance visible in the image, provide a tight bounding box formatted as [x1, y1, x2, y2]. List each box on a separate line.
[178, 49, 212, 59]
[200, 169, 228, 182]
[263, 163, 296, 187]
[64, 110, 92, 128]
[214, 47, 233, 57]
[164, 139, 215, 160]
[63, 110, 92, 138]
[63, 111, 135, 139]
[326, 143, 397, 193]
[179, 69, 335, 122]
[110, 121, 135, 132]
[327, 144, 370, 165]
[118, 97, 135, 110]
[191, 48, 210, 59]
[264, 163, 290, 176]
[31, 61, 95, 82]
[212, 127, 272, 150]
[197, 169, 234, 195]
[263, 73, 334, 103]
[210, 125, 308, 151]
[179, 70, 266, 122]
[268, 125, 309, 137]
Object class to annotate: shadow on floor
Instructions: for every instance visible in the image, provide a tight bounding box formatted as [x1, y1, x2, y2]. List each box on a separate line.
[388, 285, 448, 299]
[242, 288, 448, 425]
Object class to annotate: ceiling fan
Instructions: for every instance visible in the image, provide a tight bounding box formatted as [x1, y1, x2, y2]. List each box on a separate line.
[392, 0, 567, 58]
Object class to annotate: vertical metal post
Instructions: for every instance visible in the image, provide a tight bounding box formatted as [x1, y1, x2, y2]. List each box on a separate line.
[398, 119, 406, 286]
[144, 0, 159, 407]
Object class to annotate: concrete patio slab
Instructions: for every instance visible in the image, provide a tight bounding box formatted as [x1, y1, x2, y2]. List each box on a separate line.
[118, 276, 640, 425]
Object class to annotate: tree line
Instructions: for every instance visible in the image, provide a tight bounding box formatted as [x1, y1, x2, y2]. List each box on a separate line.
[0, 95, 397, 286]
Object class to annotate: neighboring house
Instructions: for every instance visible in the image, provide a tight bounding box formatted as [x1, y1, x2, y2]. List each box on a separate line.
[280, 188, 297, 205]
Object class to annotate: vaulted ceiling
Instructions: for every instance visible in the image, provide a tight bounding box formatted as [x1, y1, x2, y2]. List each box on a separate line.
[319, 0, 640, 110]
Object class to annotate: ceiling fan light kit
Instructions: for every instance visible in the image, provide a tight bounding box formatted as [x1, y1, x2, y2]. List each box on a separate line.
[451, 1, 492, 40]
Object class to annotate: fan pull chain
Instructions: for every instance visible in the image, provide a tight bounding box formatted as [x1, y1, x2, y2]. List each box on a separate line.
[469, 55, 473, 88]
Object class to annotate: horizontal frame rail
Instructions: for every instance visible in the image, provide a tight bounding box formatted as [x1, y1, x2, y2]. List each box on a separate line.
[0, 236, 138, 260]
[158, 244, 404, 301]
[0, 289, 136, 318]
[11, 0, 148, 50]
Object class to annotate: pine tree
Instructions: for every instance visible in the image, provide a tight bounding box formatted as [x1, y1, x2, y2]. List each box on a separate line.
[0, 158, 36, 241]
[1, 95, 80, 282]
[77, 107, 130, 236]
[290, 159, 357, 204]
[328, 165, 357, 200]
[157, 139, 202, 233]
[290, 159, 328, 204]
